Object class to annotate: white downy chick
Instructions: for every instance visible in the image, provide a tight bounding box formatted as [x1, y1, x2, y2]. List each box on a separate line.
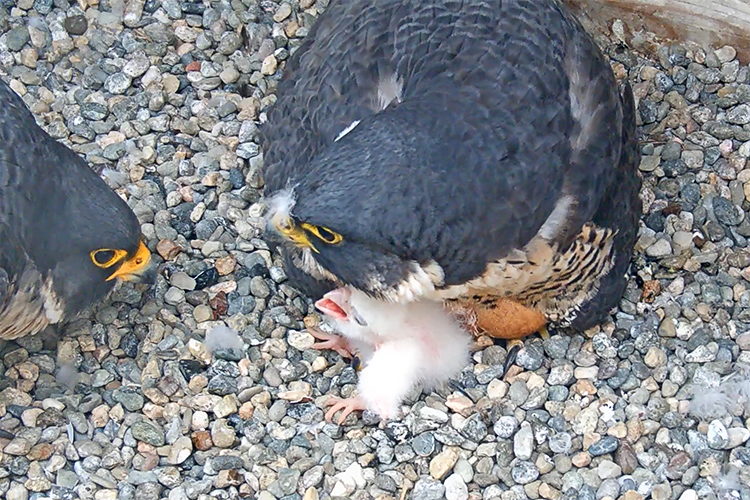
[314, 286, 471, 422]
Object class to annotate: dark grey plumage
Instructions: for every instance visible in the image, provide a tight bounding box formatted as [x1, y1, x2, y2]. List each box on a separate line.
[261, 0, 642, 335]
[569, 81, 642, 331]
[0, 79, 154, 340]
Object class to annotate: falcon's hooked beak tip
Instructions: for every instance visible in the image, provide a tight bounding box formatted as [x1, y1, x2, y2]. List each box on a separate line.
[268, 214, 320, 253]
[107, 240, 156, 283]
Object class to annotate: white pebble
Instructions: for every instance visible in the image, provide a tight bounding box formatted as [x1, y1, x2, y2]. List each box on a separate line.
[444, 474, 469, 500]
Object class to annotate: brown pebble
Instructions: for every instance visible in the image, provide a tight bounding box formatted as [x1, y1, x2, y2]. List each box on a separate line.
[210, 291, 228, 316]
[189, 374, 208, 393]
[665, 450, 692, 479]
[27, 443, 54, 461]
[661, 202, 682, 216]
[622, 491, 644, 500]
[91, 405, 110, 428]
[16, 379, 34, 393]
[641, 280, 661, 303]
[191, 431, 213, 451]
[240, 484, 254, 497]
[571, 451, 591, 467]
[16, 362, 39, 381]
[143, 388, 169, 405]
[93, 346, 110, 362]
[140, 452, 159, 471]
[284, 21, 299, 37]
[216, 469, 242, 488]
[186, 61, 201, 72]
[179, 186, 194, 202]
[626, 418, 643, 442]
[615, 441, 638, 474]
[78, 336, 96, 352]
[473, 336, 495, 350]
[215, 255, 236, 276]
[575, 380, 597, 396]
[157, 239, 182, 260]
[138, 442, 156, 454]
[539, 483, 561, 500]
[104, 381, 121, 391]
[239, 402, 254, 419]
[142, 404, 164, 421]
[611, 62, 627, 80]
[303, 315, 320, 329]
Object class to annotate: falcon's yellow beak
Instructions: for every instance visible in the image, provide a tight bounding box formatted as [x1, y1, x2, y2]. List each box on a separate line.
[274, 214, 320, 253]
[271, 214, 343, 254]
[108, 240, 152, 281]
[90, 241, 152, 282]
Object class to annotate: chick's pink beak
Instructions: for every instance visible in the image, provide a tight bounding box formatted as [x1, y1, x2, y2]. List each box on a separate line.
[315, 287, 351, 320]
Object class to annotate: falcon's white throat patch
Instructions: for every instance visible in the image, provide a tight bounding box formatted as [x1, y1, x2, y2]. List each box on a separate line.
[41, 278, 64, 323]
[378, 260, 446, 304]
[0, 269, 64, 340]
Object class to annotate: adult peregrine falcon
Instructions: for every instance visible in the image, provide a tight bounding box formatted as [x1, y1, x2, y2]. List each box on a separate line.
[0, 79, 156, 340]
[261, 0, 642, 360]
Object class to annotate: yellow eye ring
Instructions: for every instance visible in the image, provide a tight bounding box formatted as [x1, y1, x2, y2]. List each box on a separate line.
[90, 248, 128, 269]
[300, 223, 344, 245]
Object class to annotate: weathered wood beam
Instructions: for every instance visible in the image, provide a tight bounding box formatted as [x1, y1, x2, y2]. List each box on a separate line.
[563, 0, 750, 63]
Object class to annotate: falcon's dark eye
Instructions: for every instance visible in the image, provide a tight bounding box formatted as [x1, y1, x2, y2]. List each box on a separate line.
[94, 250, 115, 266]
[301, 223, 344, 245]
[90, 248, 128, 268]
[316, 226, 341, 244]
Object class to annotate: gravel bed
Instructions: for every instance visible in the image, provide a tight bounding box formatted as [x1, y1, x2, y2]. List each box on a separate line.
[0, 1, 750, 500]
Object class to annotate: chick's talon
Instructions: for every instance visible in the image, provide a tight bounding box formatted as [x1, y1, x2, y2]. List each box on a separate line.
[323, 395, 367, 425]
[307, 327, 355, 359]
[502, 339, 524, 378]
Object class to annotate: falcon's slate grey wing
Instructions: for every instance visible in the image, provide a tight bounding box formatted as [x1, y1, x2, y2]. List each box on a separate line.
[569, 81, 642, 331]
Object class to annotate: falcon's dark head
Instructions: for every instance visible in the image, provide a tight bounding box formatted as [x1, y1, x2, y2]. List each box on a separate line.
[34, 147, 159, 318]
[264, 187, 443, 303]
[262, 118, 448, 305]
[56, 192, 156, 313]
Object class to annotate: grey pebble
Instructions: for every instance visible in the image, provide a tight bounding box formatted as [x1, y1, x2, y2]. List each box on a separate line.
[412, 432, 436, 456]
[493, 416, 518, 438]
[511, 461, 540, 484]
[588, 436, 619, 456]
[130, 421, 165, 447]
[412, 477, 446, 500]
